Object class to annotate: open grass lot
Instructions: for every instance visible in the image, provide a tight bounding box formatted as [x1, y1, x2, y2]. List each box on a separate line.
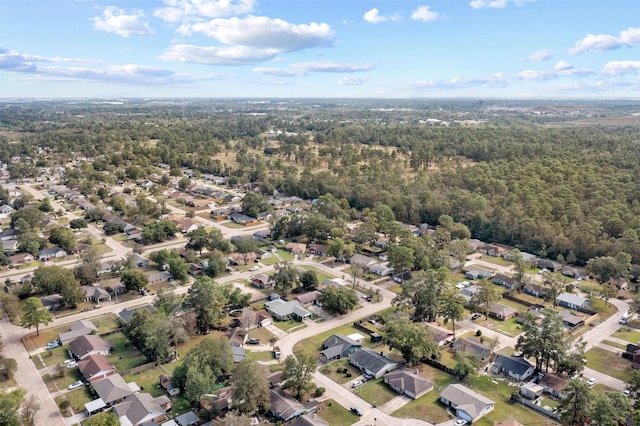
[293, 322, 380, 360]
[414, 364, 456, 389]
[298, 265, 335, 283]
[319, 359, 362, 384]
[260, 255, 280, 266]
[585, 346, 634, 381]
[55, 386, 94, 416]
[40, 345, 71, 367]
[276, 249, 294, 261]
[589, 297, 618, 320]
[353, 377, 397, 406]
[272, 319, 307, 333]
[248, 327, 275, 343]
[122, 366, 166, 398]
[317, 400, 359, 425]
[439, 349, 458, 369]
[44, 367, 84, 391]
[479, 255, 513, 267]
[392, 391, 451, 424]
[104, 332, 148, 372]
[612, 327, 640, 344]
[245, 350, 275, 363]
[470, 315, 523, 338]
[464, 375, 556, 426]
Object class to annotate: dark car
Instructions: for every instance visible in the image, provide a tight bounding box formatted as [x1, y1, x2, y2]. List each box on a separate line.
[246, 338, 260, 345]
[350, 407, 363, 416]
[471, 313, 482, 321]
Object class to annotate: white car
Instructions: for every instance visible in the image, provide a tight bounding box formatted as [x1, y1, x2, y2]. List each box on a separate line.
[587, 378, 597, 386]
[62, 359, 77, 368]
[249, 266, 259, 271]
[351, 380, 363, 388]
[455, 419, 468, 426]
[68, 380, 84, 390]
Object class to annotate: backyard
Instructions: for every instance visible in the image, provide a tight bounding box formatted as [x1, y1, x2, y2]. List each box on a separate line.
[293, 322, 381, 360]
[103, 332, 148, 372]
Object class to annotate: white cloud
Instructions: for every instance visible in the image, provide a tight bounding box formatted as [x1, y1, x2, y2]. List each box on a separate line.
[363, 8, 400, 24]
[154, 0, 255, 23]
[0, 48, 215, 85]
[338, 76, 370, 85]
[602, 60, 640, 76]
[470, 0, 533, 9]
[179, 16, 334, 52]
[517, 69, 556, 80]
[253, 61, 374, 77]
[554, 60, 573, 70]
[159, 44, 279, 65]
[91, 6, 154, 38]
[411, 6, 440, 22]
[570, 27, 640, 55]
[526, 49, 552, 61]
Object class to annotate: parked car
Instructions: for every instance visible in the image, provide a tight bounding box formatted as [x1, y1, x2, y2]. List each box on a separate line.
[68, 380, 84, 390]
[62, 359, 76, 367]
[471, 313, 482, 321]
[45, 341, 60, 350]
[65, 360, 77, 368]
[246, 338, 260, 345]
[352, 380, 363, 388]
[587, 378, 597, 386]
[350, 407, 363, 416]
[455, 419, 468, 426]
[249, 266, 259, 272]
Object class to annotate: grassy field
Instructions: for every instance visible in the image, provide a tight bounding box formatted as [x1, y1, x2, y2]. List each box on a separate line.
[248, 327, 275, 343]
[589, 297, 618, 320]
[316, 400, 359, 425]
[245, 350, 275, 362]
[272, 319, 307, 333]
[122, 366, 166, 397]
[276, 249, 294, 261]
[298, 265, 335, 283]
[103, 332, 148, 372]
[392, 391, 451, 424]
[40, 345, 71, 367]
[479, 255, 513, 267]
[585, 346, 634, 381]
[612, 327, 640, 343]
[602, 340, 627, 350]
[353, 377, 398, 406]
[319, 359, 363, 384]
[293, 322, 380, 360]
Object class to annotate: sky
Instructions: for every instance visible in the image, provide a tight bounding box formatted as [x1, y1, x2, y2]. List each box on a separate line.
[0, 0, 639, 99]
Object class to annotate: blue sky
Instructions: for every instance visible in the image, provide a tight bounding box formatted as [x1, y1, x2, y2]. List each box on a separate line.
[1, 0, 639, 98]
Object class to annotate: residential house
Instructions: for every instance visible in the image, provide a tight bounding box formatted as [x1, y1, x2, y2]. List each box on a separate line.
[465, 267, 494, 280]
[369, 263, 393, 276]
[517, 307, 545, 325]
[234, 310, 272, 330]
[59, 320, 98, 345]
[210, 207, 230, 218]
[159, 374, 180, 396]
[291, 414, 329, 426]
[2, 240, 18, 252]
[265, 299, 311, 321]
[147, 271, 173, 284]
[0, 204, 14, 214]
[170, 217, 198, 234]
[558, 310, 585, 328]
[539, 372, 571, 399]
[502, 251, 537, 263]
[488, 302, 517, 321]
[37, 247, 67, 261]
[230, 213, 256, 225]
[188, 263, 204, 276]
[492, 274, 515, 290]
[491, 355, 535, 381]
[349, 349, 398, 378]
[349, 254, 377, 269]
[321, 277, 350, 288]
[384, 369, 434, 400]
[72, 243, 91, 255]
[440, 383, 495, 423]
[0, 228, 21, 241]
[175, 411, 199, 426]
[251, 274, 273, 289]
[537, 259, 562, 272]
[256, 248, 272, 260]
[557, 292, 590, 310]
[69, 335, 113, 360]
[113, 392, 171, 425]
[479, 245, 500, 257]
[97, 261, 121, 275]
[78, 354, 116, 383]
[8, 252, 34, 266]
[270, 388, 307, 422]
[425, 324, 454, 347]
[308, 244, 328, 256]
[453, 338, 492, 363]
[40, 293, 64, 310]
[107, 282, 127, 296]
[460, 285, 480, 304]
[92, 374, 136, 405]
[294, 291, 319, 306]
[285, 243, 306, 256]
[228, 328, 248, 348]
[231, 345, 246, 363]
[132, 254, 150, 268]
[561, 266, 580, 278]
[81, 284, 111, 303]
[393, 271, 412, 283]
[320, 334, 362, 361]
[523, 283, 549, 298]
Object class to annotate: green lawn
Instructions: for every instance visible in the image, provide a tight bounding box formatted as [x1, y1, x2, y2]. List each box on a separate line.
[392, 392, 451, 424]
[276, 249, 294, 261]
[122, 366, 166, 397]
[248, 327, 276, 343]
[388, 284, 402, 294]
[479, 255, 513, 267]
[272, 319, 307, 333]
[298, 265, 335, 283]
[439, 349, 458, 368]
[316, 400, 359, 425]
[103, 332, 148, 372]
[293, 322, 379, 360]
[41, 346, 71, 367]
[44, 367, 83, 390]
[612, 327, 640, 344]
[245, 351, 275, 363]
[585, 347, 634, 381]
[602, 340, 627, 350]
[589, 297, 618, 320]
[55, 386, 94, 416]
[353, 377, 397, 406]
[261, 255, 280, 266]
[319, 359, 362, 384]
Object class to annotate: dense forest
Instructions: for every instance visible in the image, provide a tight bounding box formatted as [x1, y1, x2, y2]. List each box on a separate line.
[1, 99, 639, 267]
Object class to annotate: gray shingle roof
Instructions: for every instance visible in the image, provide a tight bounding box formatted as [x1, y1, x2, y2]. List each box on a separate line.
[440, 383, 495, 420]
[92, 374, 134, 404]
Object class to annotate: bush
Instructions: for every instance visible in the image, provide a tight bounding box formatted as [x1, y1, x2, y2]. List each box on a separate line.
[476, 329, 482, 337]
[314, 387, 326, 397]
[59, 400, 71, 410]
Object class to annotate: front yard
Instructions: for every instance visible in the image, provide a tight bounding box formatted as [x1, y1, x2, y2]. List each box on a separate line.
[612, 327, 640, 344]
[316, 400, 359, 425]
[319, 359, 363, 385]
[353, 377, 397, 406]
[585, 346, 634, 381]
